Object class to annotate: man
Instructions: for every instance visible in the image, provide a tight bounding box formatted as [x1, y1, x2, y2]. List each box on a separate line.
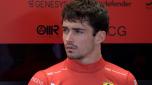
[28, 0, 138, 85]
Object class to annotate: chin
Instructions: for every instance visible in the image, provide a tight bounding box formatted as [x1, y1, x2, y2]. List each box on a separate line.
[67, 55, 83, 60]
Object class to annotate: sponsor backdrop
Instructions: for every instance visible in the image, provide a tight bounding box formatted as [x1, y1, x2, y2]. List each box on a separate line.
[0, 0, 152, 43]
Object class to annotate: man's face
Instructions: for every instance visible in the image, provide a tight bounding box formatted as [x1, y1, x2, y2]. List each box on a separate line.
[62, 20, 96, 59]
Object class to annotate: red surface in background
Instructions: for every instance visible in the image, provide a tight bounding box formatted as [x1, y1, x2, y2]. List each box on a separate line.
[0, 0, 152, 44]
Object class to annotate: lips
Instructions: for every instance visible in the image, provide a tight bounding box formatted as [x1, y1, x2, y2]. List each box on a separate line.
[65, 45, 77, 49]
[66, 46, 75, 49]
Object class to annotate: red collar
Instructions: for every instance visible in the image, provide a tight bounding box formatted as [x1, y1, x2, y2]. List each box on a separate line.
[64, 57, 106, 73]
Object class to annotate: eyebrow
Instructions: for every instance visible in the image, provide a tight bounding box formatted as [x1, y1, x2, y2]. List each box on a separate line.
[72, 28, 86, 31]
[62, 26, 86, 30]
[62, 26, 68, 29]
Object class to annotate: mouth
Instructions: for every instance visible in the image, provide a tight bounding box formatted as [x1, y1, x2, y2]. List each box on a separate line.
[65, 45, 77, 53]
[65, 47, 75, 54]
[65, 44, 77, 49]
[66, 47, 76, 53]
[66, 46, 76, 49]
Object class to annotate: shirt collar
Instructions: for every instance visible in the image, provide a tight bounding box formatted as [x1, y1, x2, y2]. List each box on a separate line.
[64, 57, 106, 73]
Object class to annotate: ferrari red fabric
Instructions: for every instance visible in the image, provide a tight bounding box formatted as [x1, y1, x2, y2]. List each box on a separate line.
[28, 57, 137, 85]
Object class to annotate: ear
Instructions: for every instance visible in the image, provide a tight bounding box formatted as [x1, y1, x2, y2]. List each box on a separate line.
[94, 31, 106, 44]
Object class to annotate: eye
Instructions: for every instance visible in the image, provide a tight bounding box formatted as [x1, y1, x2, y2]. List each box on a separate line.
[75, 30, 84, 34]
[63, 27, 69, 34]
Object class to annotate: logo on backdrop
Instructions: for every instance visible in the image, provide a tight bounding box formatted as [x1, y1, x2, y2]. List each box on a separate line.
[27, 0, 132, 8]
[99, 0, 132, 7]
[27, 0, 67, 8]
[107, 25, 127, 36]
[36, 25, 59, 35]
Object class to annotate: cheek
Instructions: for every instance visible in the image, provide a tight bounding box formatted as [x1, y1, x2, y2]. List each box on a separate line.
[77, 40, 94, 56]
[76, 37, 94, 51]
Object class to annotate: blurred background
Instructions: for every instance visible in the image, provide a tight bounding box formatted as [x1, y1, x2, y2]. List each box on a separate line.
[0, 0, 152, 85]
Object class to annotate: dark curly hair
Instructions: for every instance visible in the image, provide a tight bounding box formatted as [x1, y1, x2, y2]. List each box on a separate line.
[62, 0, 109, 36]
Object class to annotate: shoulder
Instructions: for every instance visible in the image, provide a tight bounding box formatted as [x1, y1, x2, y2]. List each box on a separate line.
[43, 60, 67, 75]
[104, 61, 137, 85]
[104, 61, 129, 77]
[28, 60, 66, 85]
[28, 70, 48, 85]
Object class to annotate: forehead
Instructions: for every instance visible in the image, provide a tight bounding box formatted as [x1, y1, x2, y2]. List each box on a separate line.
[62, 20, 93, 30]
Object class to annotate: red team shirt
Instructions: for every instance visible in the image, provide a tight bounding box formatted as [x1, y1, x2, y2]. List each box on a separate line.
[28, 57, 138, 85]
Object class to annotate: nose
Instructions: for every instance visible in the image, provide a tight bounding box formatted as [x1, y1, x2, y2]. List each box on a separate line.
[65, 32, 74, 41]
